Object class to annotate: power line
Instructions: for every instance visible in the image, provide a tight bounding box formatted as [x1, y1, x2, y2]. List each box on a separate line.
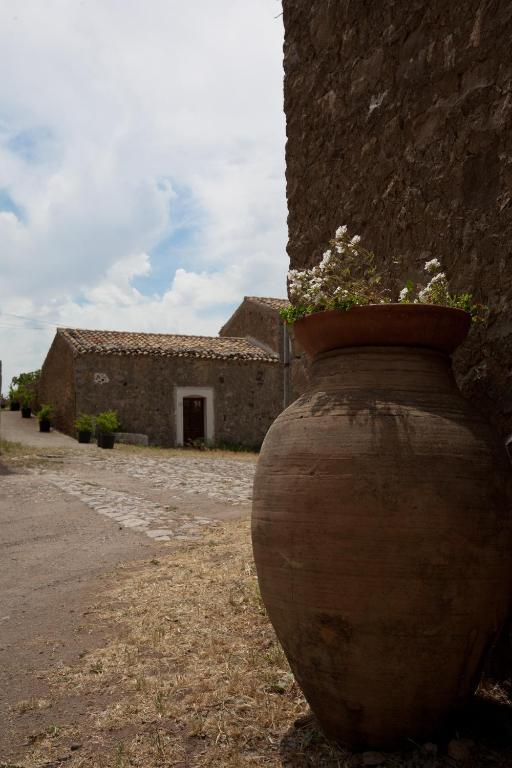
[0, 322, 53, 331]
[0, 312, 60, 328]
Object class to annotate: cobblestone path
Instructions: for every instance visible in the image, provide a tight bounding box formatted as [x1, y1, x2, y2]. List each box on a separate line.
[36, 452, 256, 542]
[78, 452, 255, 504]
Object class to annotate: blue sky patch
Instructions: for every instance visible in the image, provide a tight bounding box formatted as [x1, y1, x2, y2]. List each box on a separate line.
[7, 125, 54, 164]
[133, 186, 206, 296]
[0, 188, 24, 220]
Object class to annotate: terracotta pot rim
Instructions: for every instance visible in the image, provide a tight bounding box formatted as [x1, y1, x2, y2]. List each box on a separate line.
[292, 303, 471, 358]
[294, 302, 470, 320]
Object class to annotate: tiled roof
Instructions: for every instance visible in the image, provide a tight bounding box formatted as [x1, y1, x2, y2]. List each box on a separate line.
[58, 328, 278, 362]
[244, 296, 290, 310]
[245, 296, 290, 311]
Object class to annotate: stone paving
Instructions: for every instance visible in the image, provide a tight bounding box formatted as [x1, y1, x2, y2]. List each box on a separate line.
[3, 409, 257, 544]
[43, 472, 215, 541]
[77, 452, 255, 504]
[37, 452, 256, 542]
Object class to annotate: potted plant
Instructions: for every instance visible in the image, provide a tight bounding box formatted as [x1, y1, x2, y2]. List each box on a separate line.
[75, 413, 94, 444]
[36, 404, 54, 432]
[252, 226, 511, 749]
[9, 371, 40, 414]
[8, 386, 20, 411]
[95, 410, 120, 449]
[18, 385, 32, 418]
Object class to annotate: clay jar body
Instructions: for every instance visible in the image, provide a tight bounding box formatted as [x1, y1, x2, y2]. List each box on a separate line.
[252, 305, 512, 749]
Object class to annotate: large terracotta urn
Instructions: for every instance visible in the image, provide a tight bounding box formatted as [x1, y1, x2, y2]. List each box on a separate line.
[252, 304, 512, 749]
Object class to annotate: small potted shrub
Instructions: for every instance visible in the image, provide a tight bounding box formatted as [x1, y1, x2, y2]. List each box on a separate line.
[75, 413, 94, 444]
[18, 386, 32, 418]
[8, 386, 20, 411]
[37, 404, 54, 432]
[95, 410, 120, 449]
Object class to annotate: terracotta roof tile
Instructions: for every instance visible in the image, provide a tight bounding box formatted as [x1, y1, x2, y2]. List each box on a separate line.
[245, 296, 290, 311]
[58, 328, 278, 362]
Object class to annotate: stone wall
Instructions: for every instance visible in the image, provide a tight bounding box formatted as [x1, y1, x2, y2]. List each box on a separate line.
[219, 298, 284, 355]
[74, 353, 282, 448]
[283, 0, 512, 435]
[220, 298, 311, 405]
[38, 334, 76, 433]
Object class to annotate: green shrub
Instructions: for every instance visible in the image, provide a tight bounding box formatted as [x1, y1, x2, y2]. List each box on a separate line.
[8, 386, 20, 402]
[37, 404, 54, 422]
[75, 413, 94, 432]
[17, 385, 32, 407]
[11, 371, 40, 406]
[95, 410, 120, 434]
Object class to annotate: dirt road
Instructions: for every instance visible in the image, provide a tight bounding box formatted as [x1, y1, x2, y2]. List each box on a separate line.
[0, 411, 255, 762]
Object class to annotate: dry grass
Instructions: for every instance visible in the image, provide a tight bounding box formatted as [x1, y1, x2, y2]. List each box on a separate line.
[115, 443, 259, 462]
[0, 437, 257, 472]
[0, 439, 67, 470]
[0, 436, 257, 465]
[0, 438, 42, 459]
[11, 520, 512, 768]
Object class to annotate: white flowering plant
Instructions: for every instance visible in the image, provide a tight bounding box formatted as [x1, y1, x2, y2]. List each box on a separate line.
[280, 226, 484, 324]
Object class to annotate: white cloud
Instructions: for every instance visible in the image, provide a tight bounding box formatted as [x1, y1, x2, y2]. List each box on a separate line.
[0, 0, 287, 389]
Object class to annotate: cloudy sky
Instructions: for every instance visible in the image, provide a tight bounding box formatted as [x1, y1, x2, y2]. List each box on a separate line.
[0, 0, 287, 389]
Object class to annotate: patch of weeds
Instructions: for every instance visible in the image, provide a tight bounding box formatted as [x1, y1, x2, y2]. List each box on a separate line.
[228, 578, 265, 616]
[0, 764, 26, 768]
[152, 624, 166, 643]
[264, 642, 288, 669]
[214, 440, 260, 453]
[266, 671, 295, 695]
[89, 660, 103, 674]
[115, 743, 129, 768]
[0, 439, 28, 457]
[155, 689, 167, 715]
[12, 697, 50, 715]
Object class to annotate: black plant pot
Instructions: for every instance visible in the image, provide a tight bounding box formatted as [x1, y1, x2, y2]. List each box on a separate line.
[39, 419, 51, 432]
[97, 432, 115, 449]
[10, 401, 20, 411]
[21, 407, 31, 418]
[78, 430, 92, 444]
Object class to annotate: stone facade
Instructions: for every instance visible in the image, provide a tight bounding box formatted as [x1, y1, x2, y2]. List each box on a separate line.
[283, 0, 512, 436]
[72, 352, 280, 447]
[220, 296, 289, 357]
[220, 296, 311, 403]
[38, 333, 76, 433]
[39, 299, 288, 448]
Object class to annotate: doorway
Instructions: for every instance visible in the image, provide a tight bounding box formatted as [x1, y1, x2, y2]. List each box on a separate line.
[183, 396, 205, 444]
[175, 387, 214, 446]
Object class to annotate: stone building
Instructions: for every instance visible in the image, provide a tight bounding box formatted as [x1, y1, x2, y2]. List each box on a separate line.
[219, 295, 309, 403]
[282, 1, 512, 436]
[38, 297, 298, 448]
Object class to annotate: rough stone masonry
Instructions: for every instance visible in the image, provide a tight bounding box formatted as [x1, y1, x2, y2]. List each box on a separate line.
[282, 0, 512, 435]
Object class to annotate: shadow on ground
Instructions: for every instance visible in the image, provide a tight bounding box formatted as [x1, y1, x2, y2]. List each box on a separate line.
[279, 693, 512, 767]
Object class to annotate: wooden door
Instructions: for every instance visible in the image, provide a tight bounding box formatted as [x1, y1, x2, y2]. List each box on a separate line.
[183, 397, 205, 444]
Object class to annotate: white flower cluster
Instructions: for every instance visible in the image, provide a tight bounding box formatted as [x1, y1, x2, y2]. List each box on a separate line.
[398, 258, 448, 304]
[282, 225, 476, 323]
[287, 225, 367, 309]
[424, 258, 441, 273]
